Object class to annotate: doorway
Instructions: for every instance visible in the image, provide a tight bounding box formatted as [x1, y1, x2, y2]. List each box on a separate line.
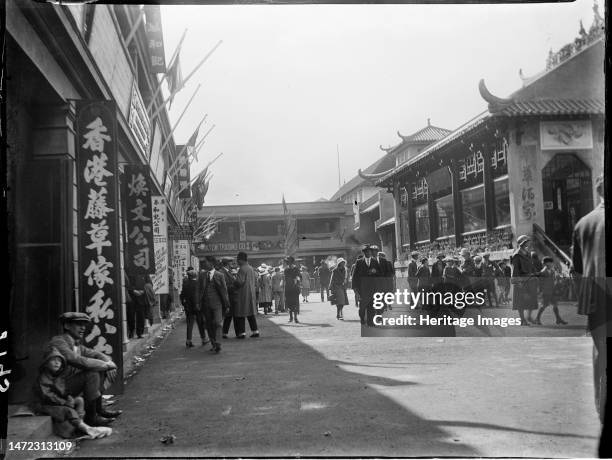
[542, 154, 593, 251]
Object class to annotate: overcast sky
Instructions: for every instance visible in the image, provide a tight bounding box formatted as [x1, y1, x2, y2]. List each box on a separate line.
[160, 0, 598, 205]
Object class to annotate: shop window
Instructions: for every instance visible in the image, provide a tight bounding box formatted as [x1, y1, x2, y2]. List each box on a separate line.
[494, 178, 511, 227]
[414, 203, 430, 242]
[435, 194, 454, 237]
[461, 186, 486, 233]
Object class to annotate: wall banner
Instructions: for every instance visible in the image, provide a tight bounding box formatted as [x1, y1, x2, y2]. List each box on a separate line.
[173, 239, 190, 293]
[152, 195, 169, 294]
[144, 6, 166, 73]
[123, 165, 156, 276]
[76, 100, 123, 393]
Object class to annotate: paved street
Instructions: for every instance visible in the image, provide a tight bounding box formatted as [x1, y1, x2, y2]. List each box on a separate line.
[74, 293, 600, 457]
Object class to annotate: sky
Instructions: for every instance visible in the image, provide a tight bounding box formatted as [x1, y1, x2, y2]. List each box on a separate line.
[159, 0, 598, 205]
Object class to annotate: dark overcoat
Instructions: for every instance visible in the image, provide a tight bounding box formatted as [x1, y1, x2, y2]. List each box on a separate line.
[510, 249, 538, 310]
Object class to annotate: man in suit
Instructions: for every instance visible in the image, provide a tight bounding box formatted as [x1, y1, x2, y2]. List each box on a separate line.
[199, 256, 230, 353]
[180, 266, 207, 348]
[377, 251, 395, 311]
[571, 175, 607, 424]
[318, 259, 331, 302]
[408, 251, 419, 292]
[219, 257, 239, 338]
[351, 244, 381, 326]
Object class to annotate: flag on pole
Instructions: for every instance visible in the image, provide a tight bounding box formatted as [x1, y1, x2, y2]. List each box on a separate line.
[282, 195, 298, 258]
[166, 53, 184, 109]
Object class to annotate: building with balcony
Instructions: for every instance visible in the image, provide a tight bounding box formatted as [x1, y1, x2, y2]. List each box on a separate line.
[6, 1, 192, 399]
[195, 201, 357, 269]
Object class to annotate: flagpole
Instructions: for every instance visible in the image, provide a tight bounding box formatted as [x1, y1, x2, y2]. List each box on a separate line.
[177, 152, 222, 197]
[150, 40, 222, 122]
[167, 114, 208, 175]
[336, 144, 341, 189]
[189, 124, 216, 164]
[157, 84, 202, 156]
[124, 7, 145, 46]
[147, 28, 188, 113]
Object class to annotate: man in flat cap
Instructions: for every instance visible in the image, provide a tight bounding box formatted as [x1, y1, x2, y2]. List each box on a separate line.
[351, 244, 381, 326]
[45, 312, 121, 426]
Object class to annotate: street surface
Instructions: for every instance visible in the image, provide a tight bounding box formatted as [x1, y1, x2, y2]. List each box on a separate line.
[73, 292, 600, 457]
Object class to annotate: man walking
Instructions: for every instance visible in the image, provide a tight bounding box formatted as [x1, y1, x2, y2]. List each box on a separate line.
[571, 175, 607, 422]
[180, 267, 207, 348]
[318, 259, 331, 302]
[271, 267, 284, 314]
[378, 251, 394, 310]
[351, 244, 381, 326]
[199, 256, 230, 353]
[45, 313, 122, 426]
[220, 257, 240, 338]
[408, 251, 419, 292]
[233, 252, 260, 338]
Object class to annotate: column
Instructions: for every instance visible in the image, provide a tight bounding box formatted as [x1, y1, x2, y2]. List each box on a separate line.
[392, 180, 403, 260]
[450, 160, 463, 248]
[427, 183, 437, 242]
[405, 180, 416, 250]
[482, 144, 495, 230]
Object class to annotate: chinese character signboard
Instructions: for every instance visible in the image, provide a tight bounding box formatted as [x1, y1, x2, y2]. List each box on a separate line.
[173, 240, 190, 293]
[144, 5, 166, 73]
[75, 100, 123, 393]
[152, 196, 169, 294]
[124, 165, 156, 276]
[128, 82, 151, 158]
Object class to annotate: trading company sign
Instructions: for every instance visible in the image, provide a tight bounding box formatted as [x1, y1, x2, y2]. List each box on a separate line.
[152, 195, 169, 294]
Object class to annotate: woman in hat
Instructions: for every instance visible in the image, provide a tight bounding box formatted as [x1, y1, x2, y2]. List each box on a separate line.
[258, 266, 273, 314]
[283, 256, 302, 323]
[329, 258, 348, 320]
[511, 235, 540, 325]
[300, 266, 311, 302]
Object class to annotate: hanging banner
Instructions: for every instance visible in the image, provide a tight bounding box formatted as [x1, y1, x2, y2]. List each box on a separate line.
[76, 100, 123, 394]
[173, 239, 190, 293]
[152, 195, 169, 294]
[124, 165, 156, 276]
[175, 144, 191, 199]
[144, 5, 166, 73]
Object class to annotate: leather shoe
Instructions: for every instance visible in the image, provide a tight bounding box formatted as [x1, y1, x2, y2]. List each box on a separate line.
[87, 415, 115, 426]
[99, 407, 122, 418]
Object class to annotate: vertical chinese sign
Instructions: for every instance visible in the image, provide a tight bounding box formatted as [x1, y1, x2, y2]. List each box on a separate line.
[76, 100, 123, 393]
[175, 144, 191, 199]
[144, 5, 166, 73]
[124, 165, 156, 277]
[173, 240, 189, 294]
[152, 196, 169, 294]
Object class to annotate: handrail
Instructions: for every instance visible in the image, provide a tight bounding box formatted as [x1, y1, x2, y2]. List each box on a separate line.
[532, 223, 572, 268]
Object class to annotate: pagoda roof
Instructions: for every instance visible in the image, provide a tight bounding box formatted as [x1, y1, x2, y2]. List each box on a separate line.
[397, 121, 451, 144]
[330, 152, 395, 201]
[375, 31, 604, 187]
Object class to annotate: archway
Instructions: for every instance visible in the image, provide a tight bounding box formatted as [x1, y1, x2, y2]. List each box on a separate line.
[541, 153, 593, 251]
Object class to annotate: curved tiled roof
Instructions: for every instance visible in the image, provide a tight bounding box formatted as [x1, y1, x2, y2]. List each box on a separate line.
[499, 98, 604, 116]
[399, 124, 452, 143]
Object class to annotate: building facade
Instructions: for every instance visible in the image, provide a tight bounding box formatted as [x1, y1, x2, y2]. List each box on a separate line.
[375, 11, 604, 274]
[195, 201, 356, 269]
[6, 1, 194, 399]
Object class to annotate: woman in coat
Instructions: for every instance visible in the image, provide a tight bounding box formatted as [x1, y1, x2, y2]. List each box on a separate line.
[511, 235, 539, 325]
[283, 256, 302, 323]
[300, 267, 311, 302]
[258, 267, 273, 314]
[144, 274, 158, 328]
[329, 258, 348, 320]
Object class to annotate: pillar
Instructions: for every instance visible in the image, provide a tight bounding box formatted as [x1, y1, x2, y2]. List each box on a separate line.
[450, 160, 463, 248]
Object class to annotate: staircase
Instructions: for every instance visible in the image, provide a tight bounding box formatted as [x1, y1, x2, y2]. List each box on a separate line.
[532, 223, 576, 301]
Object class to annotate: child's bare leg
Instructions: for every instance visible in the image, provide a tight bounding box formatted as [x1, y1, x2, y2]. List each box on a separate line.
[74, 396, 85, 419]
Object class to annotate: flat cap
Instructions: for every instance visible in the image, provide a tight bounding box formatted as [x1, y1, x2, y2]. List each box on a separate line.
[59, 312, 91, 323]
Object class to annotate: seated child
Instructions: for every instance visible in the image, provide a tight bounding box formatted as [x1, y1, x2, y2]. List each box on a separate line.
[31, 347, 111, 439]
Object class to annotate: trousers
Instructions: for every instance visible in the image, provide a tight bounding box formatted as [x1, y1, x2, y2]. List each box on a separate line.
[186, 311, 206, 342]
[64, 370, 102, 402]
[204, 307, 223, 344]
[234, 315, 258, 335]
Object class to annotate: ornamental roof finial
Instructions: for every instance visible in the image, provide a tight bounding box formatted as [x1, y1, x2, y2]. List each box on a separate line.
[427, 118, 431, 126]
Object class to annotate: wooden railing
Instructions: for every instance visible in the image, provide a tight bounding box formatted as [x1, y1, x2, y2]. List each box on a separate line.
[532, 223, 572, 275]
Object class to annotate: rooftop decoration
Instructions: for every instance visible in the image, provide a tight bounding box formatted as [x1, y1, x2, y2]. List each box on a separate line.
[545, 0, 604, 71]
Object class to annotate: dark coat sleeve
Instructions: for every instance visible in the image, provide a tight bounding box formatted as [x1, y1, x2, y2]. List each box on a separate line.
[47, 336, 109, 371]
[35, 374, 69, 406]
[215, 272, 230, 310]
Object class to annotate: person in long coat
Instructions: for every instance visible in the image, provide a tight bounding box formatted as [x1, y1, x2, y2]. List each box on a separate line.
[180, 267, 206, 347]
[351, 244, 381, 326]
[510, 235, 539, 325]
[459, 248, 477, 293]
[571, 175, 607, 423]
[271, 267, 285, 314]
[407, 252, 419, 292]
[329, 258, 348, 320]
[318, 260, 331, 302]
[416, 258, 432, 309]
[284, 256, 302, 323]
[258, 267, 273, 314]
[220, 257, 240, 338]
[300, 267, 311, 302]
[233, 252, 259, 338]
